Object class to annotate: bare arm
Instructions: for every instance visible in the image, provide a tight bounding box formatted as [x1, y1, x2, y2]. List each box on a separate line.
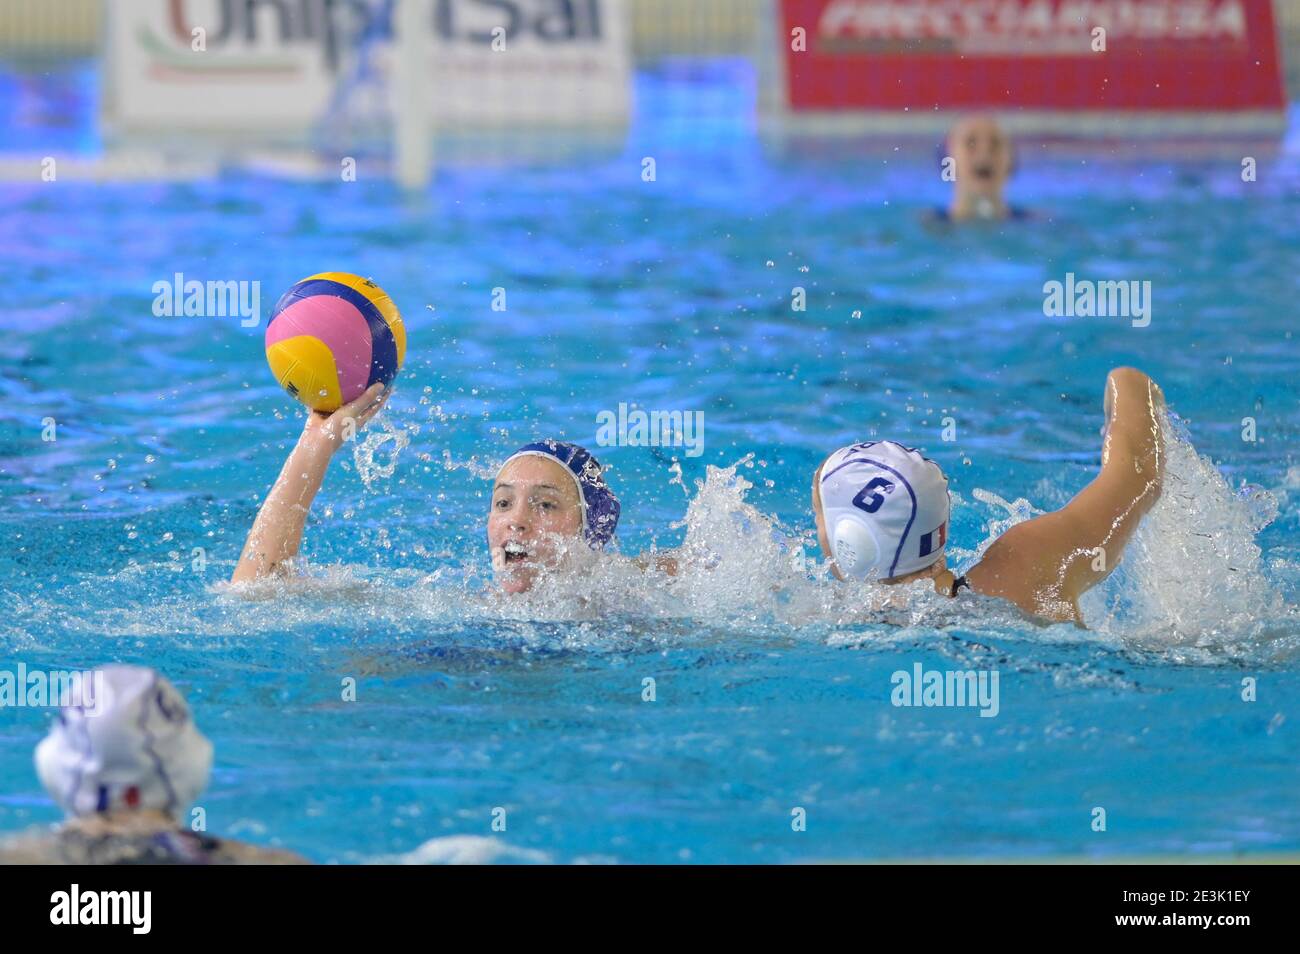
[231, 384, 390, 584]
[965, 367, 1164, 624]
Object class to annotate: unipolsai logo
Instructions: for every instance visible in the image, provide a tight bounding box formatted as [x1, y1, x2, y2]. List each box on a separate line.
[151, 0, 386, 72]
[435, 0, 608, 44]
[151, 0, 609, 74]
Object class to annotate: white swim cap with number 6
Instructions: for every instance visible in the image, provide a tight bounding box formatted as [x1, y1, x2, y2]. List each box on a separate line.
[817, 441, 951, 581]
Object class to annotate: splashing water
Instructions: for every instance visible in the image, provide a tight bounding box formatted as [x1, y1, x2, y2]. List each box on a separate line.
[353, 416, 411, 490]
[376, 835, 554, 865]
[324, 455, 1058, 638]
[1081, 413, 1294, 657]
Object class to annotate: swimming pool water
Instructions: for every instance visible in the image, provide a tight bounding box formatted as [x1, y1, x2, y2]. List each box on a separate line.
[1, 62, 1298, 863]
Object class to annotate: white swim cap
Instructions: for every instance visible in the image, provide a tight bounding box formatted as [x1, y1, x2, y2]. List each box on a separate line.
[35, 665, 213, 821]
[817, 441, 951, 581]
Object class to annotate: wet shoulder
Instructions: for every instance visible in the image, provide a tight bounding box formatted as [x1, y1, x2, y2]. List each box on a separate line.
[962, 560, 1076, 626]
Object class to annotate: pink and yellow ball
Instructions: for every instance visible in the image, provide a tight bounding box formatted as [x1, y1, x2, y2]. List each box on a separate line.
[264, 272, 406, 413]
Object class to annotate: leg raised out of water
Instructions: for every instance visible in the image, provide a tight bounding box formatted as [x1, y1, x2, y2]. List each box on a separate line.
[965, 367, 1165, 625]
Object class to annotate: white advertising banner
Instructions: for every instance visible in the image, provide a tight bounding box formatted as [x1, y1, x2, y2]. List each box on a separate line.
[419, 0, 630, 125]
[103, 0, 630, 134]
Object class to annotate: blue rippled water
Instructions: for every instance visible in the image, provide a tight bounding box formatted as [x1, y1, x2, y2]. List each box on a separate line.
[1, 62, 1298, 863]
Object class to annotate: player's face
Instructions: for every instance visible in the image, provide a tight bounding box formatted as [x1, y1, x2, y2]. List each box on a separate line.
[951, 117, 1013, 199]
[488, 456, 584, 594]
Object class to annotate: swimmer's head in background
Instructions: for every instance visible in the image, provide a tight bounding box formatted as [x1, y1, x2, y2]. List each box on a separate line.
[945, 114, 1015, 213]
[35, 665, 213, 822]
[500, 440, 620, 548]
[813, 441, 950, 582]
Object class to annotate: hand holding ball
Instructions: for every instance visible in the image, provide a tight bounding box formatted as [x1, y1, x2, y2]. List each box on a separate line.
[265, 272, 406, 413]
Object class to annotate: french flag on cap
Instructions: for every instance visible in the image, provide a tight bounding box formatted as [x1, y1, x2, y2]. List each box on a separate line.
[918, 521, 947, 559]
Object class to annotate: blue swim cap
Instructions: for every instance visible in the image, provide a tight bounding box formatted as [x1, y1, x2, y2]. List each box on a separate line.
[500, 440, 620, 548]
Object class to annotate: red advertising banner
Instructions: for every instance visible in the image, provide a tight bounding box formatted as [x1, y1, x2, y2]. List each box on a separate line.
[779, 0, 1286, 113]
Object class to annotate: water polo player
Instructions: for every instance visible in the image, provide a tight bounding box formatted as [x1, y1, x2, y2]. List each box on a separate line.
[236, 272, 674, 593]
[488, 440, 623, 594]
[0, 665, 306, 864]
[229, 385, 666, 593]
[811, 367, 1165, 625]
[936, 114, 1026, 223]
